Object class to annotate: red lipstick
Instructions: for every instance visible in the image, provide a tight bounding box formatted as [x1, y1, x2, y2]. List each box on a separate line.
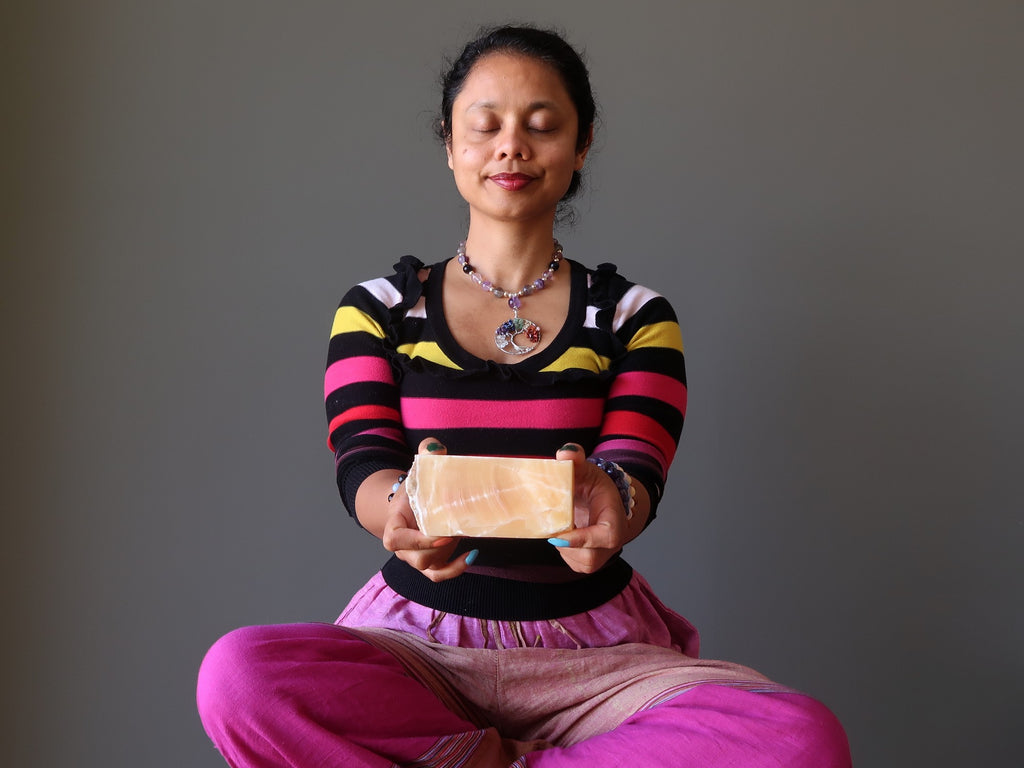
[490, 173, 534, 191]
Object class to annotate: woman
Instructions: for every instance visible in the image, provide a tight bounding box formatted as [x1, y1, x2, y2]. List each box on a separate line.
[197, 25, 851, 767]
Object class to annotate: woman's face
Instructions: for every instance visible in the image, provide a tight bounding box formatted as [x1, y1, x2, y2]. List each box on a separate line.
[446, 53, 591, 227]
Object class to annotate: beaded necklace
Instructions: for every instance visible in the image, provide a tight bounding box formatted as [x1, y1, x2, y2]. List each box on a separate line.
[457, 240, 563, 355]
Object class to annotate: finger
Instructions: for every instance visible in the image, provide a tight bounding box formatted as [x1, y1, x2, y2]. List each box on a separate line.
[420, 548, 479, 583]
[384, 528, 455, 553]
[548, 519, 619, 551]
[549, 495, 627, 549]
[400, 542, 458, 573]
[417, 437, 447, 455]
[382, 510, 454, 552]
[551, 546, 616, 575]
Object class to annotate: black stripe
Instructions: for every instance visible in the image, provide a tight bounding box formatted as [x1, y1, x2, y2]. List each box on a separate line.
[381, 555, 634, 621]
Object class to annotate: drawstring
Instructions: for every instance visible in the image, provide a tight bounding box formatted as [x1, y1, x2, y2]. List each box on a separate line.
[478, 619, 492, 649]
[492, 622, 506, 650]
[547, 619, 583, 650]
[481, 620, 531, 649]
[510, 622, 528, 649]
[427, 611, 445, 643]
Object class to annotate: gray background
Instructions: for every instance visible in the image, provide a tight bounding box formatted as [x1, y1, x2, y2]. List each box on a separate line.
[4, 1, 1021, 766]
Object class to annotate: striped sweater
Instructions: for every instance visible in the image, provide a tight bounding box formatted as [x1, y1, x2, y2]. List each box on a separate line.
[325, 255, 687, 620]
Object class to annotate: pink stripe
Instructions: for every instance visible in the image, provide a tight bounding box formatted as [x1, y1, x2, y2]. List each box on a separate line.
[324, 356, 394, 399]
[328, 426, 404, 453]
[592, 437, 670, 476]
[607, 371, 687, 413]
[359, 426, 405, 441]
[401, 397, 604, 430]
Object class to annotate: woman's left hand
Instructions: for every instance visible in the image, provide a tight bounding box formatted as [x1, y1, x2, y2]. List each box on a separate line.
[547, 443, 641, 574]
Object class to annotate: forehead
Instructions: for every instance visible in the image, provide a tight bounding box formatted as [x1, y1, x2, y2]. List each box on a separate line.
[455, 53, 573, 109]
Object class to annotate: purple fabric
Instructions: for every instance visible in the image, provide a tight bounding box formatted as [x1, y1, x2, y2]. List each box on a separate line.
[337, 571, 700, 656]
[197, 571, 852, 767]
[528, 688, 850, 768]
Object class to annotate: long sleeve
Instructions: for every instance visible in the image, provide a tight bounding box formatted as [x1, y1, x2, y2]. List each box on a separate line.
[324, 260, 423, 518]
[588, 269, 687, 523]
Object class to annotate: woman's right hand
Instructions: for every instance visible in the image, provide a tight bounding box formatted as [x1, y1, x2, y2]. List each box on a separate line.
[381, 438, 477, 582]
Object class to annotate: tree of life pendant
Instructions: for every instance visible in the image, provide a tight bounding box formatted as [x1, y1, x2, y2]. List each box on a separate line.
[495, 314, 541, 355]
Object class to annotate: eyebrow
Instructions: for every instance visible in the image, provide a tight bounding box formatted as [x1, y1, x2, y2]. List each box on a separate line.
[466, 100, 561, 112]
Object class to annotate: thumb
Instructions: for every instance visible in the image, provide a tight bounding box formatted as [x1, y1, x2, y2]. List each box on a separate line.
[555, 442, 585, 464]
[417, 437, 448, 456]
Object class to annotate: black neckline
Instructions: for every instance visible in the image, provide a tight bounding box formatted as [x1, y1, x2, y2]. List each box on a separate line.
[425, 258, 587, 372]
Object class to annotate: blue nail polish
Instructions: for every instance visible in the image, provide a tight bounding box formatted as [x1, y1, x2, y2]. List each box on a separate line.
[548, 538, 571, 547]
[465, 549, 480, 565]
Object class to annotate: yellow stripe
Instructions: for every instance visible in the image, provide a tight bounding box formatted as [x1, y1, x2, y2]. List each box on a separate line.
[627, 321, 684, 353]
[396, 341, 461, 369]
[541, 347, 612, 374]
[331, 306, 385, 339]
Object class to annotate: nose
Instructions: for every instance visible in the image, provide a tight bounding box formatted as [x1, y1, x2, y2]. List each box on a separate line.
[495, 123, 530, 160]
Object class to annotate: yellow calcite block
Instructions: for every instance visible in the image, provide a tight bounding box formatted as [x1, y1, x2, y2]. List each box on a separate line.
[405, 454, 574, 538]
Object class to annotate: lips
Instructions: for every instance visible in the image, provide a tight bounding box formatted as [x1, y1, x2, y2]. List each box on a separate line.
[489, 173, 535, 191]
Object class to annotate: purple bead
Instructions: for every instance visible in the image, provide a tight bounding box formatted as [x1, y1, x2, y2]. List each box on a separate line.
[508, 295, 522, 310]
[482, 281, 492, 291]
[533, 279, 545, 290]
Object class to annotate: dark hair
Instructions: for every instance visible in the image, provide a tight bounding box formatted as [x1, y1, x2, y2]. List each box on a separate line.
[436, 25, 597, 213]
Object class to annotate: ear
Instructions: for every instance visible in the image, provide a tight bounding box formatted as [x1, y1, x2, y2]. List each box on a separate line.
[443, 121, 455, 170]
[574, 124, 594, 171]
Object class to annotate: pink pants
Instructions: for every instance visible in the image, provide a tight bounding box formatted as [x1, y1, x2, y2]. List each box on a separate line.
[197, 574, 851, 767]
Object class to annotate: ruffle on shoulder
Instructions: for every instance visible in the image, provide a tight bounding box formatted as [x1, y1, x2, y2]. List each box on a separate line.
[365, 255, 431, 380]
[587, 262, 634, 332]
[391, 254, 428, 310]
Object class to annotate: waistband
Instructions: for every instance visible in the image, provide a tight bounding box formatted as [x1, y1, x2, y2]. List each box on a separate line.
[381, 554, 634, 621]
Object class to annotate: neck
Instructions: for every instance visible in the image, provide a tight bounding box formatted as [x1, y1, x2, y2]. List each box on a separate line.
[462, 221, 559, 289]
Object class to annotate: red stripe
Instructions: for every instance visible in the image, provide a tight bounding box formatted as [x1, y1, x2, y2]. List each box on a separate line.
[600, 411, 677, 467]
[324, 356, 394, 399]
[400, 397, 604, 430]
[328, 405, 401, 436]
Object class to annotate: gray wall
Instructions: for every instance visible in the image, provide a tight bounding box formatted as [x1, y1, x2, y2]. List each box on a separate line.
[4, 2, 1021, 766]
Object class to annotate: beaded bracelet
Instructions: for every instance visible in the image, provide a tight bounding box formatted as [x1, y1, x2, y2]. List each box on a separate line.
[587, 457, 636, 520]
[387, 473, 408, 503]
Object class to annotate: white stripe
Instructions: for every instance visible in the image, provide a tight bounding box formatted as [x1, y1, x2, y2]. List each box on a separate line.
[405, 296, 427, 319]
[612, 284, 662, 332]
[360, 276, 404, 309]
